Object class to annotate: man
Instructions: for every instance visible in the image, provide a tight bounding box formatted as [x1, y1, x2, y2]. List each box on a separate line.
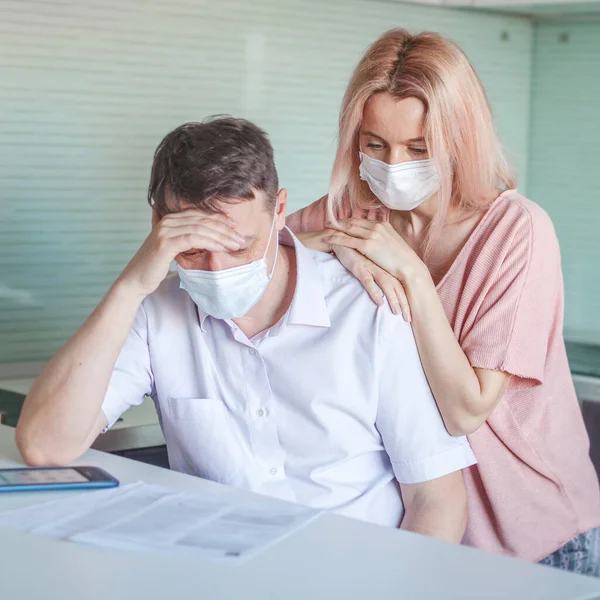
[17, 117, 475, 542]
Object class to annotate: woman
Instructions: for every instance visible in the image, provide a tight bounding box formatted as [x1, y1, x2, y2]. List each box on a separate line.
[287, 29, 600, 574]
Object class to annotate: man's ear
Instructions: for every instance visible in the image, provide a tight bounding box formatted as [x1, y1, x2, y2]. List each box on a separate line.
[275, 188, 288, 231]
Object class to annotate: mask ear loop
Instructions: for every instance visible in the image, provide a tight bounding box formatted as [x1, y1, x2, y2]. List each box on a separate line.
[263, 203, 279, 278]
[268, 235, 279, 278]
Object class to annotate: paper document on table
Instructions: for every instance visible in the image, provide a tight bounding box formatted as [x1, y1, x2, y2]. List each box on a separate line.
[0, 482, 321, 562]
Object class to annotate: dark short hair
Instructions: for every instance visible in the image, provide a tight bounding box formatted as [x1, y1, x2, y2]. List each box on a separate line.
[148, 117, 279, 216]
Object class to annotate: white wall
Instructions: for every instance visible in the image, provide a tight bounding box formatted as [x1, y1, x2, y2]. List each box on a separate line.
[0, 0, 533, 366]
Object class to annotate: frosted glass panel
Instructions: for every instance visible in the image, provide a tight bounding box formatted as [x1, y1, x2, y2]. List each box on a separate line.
[529, 21, 600, 344]
[0, 0, 532, 365]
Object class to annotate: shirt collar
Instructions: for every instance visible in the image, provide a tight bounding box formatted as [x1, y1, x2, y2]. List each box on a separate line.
[281, 227, 331, 328]
[279, 227, 331, 327]
[192, 227, 331, 331]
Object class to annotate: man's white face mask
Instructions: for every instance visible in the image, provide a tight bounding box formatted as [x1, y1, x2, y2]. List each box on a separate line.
[177, 208, 278, 320]
[359, 151, 440, 211]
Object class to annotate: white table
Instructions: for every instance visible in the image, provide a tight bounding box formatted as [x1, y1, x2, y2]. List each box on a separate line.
[1, 426, 600, 600]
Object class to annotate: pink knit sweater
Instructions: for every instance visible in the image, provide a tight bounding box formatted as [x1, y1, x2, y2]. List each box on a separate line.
[287, 189, 600, 561]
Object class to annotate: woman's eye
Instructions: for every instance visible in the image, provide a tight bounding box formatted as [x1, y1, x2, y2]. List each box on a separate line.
[410, 147, 428, 155]
[366, 143, 384, 150]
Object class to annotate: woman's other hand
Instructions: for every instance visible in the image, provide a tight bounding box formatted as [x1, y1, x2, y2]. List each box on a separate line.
[332, 245, 411, 321]
[324, 219, 427, 284]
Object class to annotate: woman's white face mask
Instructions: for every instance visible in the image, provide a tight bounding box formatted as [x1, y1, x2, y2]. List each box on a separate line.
[359, 151, 440, 211]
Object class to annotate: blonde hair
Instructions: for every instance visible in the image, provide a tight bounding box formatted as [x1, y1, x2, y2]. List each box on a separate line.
[328, 29, 516, 252]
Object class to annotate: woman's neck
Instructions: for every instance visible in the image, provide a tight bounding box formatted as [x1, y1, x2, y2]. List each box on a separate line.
[389, 193, 448, 245]
[390, 191, 492, 241]
[389, 194, 488, 279]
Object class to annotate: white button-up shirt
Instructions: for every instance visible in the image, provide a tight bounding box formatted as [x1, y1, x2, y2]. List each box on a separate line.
[102, 229, 476, 526]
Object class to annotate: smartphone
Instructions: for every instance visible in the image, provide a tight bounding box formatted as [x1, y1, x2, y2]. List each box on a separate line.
[0, 466, 119, 493]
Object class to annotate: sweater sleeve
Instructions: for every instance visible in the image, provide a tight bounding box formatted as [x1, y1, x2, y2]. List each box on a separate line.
[286, 195, 330, 234]
[459, 201, 563, 388]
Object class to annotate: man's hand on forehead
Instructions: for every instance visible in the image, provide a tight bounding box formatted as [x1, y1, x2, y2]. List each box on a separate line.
[158, 209, 244, 245]
[117, 209, 246, 299]
[160, 208, 234, 225]
[161, 209, 257, 253]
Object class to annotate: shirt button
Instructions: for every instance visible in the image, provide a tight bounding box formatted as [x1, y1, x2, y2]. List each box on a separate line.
[256, 409, 265, 417]
[248, 348, 257, 356]
[269, 467, 277, 475]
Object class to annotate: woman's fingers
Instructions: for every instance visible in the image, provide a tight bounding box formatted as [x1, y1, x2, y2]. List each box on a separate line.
[325, 219, 376, 238]
[371, 272, 412, 321]
[331, 243, 412, 319]
[333, 245, 383, 307]
[392, 279, 411, 322]
[324, 231, 366, 252]
[377, 276, 401, 316]
[329, 228, 413, 321]
[358, 273, 385, 307]
[395, 282, 411, 322]
[326, 218, 376, 229]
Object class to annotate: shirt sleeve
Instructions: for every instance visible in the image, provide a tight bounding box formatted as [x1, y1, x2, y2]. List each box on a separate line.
[376, 311, 477, 484]
[459, 201, 562, 388]
[101, 302, 154, 430]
